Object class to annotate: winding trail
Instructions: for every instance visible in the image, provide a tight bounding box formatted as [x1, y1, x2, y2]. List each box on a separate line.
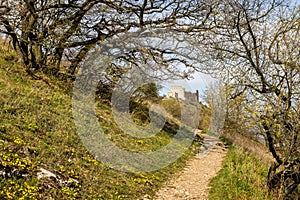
[152, 133, 228, 200]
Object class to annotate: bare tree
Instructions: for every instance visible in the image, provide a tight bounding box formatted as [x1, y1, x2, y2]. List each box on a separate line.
[202, 0, 300, 198]
[0, 0, 213, 77]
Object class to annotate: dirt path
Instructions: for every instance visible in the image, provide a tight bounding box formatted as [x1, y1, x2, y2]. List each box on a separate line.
[152, 134, 228, 200]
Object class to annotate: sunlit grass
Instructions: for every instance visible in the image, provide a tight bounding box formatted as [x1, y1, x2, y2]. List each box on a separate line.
[209, 146, 272, 200]
[0, 47, 201, 199]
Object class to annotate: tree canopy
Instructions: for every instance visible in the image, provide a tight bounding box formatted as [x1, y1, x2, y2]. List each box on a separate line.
[0, 0, 212, 77]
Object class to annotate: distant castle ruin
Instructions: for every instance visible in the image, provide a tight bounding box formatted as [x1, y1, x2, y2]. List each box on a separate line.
[166, 86, 199, 102]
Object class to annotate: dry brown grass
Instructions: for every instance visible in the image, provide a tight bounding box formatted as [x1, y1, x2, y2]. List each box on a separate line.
[223, 131, 274, 165]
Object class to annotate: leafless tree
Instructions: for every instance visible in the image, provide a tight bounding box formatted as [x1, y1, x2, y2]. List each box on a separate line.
[0, 0, 213, 78]
[201, 0, 300, 198]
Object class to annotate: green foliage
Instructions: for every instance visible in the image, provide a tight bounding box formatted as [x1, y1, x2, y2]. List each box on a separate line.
[160, 98, 181, 119]
[129, 100, 151, 125]
[219, 135, 233, 146]
[133, 82, 160, 99]
[209, 146, 272, 200]
[198, 102, 211, 130]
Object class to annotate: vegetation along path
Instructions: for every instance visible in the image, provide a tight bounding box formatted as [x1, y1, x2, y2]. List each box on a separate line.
[153, 133, 227, 200]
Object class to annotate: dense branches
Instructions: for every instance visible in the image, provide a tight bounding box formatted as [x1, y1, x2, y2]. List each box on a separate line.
[202, 0, 300, 198]
[0, 0, 212, 77]
[1, 1, 299, 198]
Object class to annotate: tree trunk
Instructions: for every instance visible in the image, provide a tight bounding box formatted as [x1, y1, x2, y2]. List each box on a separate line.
[69, 43, 96, 76]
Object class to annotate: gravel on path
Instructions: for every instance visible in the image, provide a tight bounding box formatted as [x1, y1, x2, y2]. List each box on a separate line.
[150, 134, 228, 200]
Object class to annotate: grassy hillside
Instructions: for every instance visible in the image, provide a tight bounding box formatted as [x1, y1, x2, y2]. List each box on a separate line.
[0, 46, 201, 199]
[209, 145, 273, 200]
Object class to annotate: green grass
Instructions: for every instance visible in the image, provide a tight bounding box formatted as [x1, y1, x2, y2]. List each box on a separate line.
[0, 47, 201, 199]
[209, 145, 272, 200]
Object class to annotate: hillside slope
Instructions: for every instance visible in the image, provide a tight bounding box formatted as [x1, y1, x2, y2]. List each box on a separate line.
[0, 46, 201, 199]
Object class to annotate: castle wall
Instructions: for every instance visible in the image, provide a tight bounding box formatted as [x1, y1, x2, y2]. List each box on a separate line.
[166, 86, 199, 102]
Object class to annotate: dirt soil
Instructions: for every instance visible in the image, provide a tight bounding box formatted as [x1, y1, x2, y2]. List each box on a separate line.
[151, 134, 228, 200]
